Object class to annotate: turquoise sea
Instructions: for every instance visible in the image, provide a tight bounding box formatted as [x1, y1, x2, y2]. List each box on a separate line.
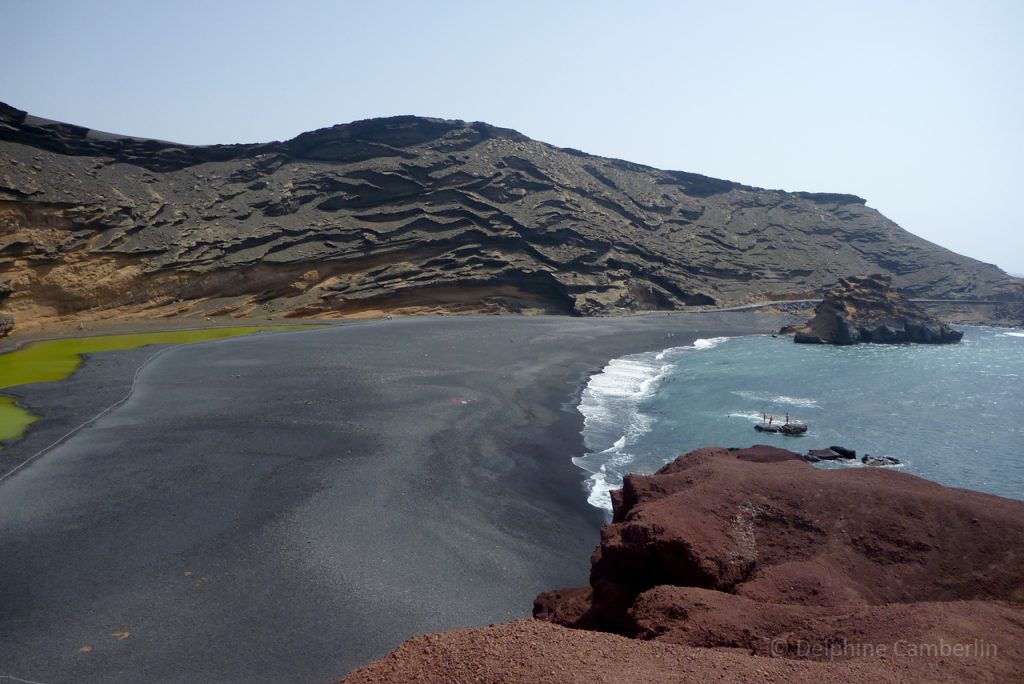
[575, 327, 1024, 512]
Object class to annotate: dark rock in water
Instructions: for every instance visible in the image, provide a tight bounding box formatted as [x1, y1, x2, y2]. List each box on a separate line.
[806, 448, 841, 461]
[755, 420, 807, 435]
[793, 331, 825, 343]
[829, 445, 857, 460]
[789, 275, 964, 345]
[862, 454, 901, 466]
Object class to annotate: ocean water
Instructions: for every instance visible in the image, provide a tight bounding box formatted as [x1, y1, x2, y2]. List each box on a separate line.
[575, 327, 1024, 513]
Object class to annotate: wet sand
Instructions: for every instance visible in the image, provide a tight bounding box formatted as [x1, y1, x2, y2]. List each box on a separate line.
[0, 314, 779, 683]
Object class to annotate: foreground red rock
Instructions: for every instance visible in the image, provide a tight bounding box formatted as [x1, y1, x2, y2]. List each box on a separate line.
[343, 446, 1024, 682]
[340, 618, 994, 683]
[535, 446, 1024, 677]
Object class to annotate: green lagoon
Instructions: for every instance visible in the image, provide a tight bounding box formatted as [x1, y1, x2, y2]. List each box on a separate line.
[0, 325, 317, 443]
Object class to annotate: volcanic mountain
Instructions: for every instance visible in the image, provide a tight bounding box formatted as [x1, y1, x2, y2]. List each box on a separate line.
[1, 101, 1020, 332]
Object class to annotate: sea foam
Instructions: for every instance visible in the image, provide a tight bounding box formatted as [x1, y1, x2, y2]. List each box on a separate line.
[577, 326, 1024, 510]
[575, 337, 731, 513]
[731, 390, 820, 408]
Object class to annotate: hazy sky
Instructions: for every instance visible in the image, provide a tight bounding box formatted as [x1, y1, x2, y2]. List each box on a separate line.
[2, 0, 1022, 273]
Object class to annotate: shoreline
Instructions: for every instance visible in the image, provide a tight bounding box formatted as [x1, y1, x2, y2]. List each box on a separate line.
[573, 333, 741, 514]
[0, 313, 781, 480]
[0, 323, 329, 459]
[0, 316, 337, 354]
[0, 313, 782, 683]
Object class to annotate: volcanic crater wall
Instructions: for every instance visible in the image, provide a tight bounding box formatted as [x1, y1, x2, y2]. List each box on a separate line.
[1, 101, 1019, 331]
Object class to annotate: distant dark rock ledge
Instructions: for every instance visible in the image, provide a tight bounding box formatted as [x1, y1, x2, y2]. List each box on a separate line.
[783, 274, 963, 344]
[342, 446, 1024, 683]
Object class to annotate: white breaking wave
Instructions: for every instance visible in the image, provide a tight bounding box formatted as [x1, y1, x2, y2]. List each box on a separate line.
[1001, 331, 1024, 338]
[826, 459, 907, 470]
[578, 356, 669, 451]
[731, 390, 820, 409]
[654, 336, 729, 360]
[603, 435, 627, 453]
[693, 336, 730, 351]
[575, 337, 732, 513]
[728, 411, 766, 422]
[584, 469, 615, 510]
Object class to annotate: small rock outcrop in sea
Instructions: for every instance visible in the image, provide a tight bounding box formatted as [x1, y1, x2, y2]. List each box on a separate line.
[862, 454, 901, 466]
[343, 445, 1024, 683]
[805, 446, 851, 461]
[804, 445, 862, 462]
[754, 419, 807, 435]
[785, 274, 964, 344]
[829, 444, 857, 459]
[806, 449, 900, 466]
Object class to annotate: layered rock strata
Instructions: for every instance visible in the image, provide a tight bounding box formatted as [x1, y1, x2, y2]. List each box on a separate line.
[2, 101, 1021, 331]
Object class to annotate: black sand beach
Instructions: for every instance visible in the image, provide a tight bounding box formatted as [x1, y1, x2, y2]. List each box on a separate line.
[0, 314, 778, 683]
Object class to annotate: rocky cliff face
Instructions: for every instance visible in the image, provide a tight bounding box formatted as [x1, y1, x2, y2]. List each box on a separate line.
[534, 447, 1023, 636]
[2, 101, 1021, 332]
[343, 446, 1024, 682]
[786, 274, 964, 344]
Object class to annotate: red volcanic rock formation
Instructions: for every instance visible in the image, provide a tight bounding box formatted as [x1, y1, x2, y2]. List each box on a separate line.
[533, 446, 1024, 677]
[343, 446, 1024, 682]
[340, 618, 1000, 683]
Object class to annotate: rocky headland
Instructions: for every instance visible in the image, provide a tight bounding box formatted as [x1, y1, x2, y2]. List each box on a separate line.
[343, 446, 1024, 682]
[784, 274, 965, 344]
[2, 101, 1022, 337]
